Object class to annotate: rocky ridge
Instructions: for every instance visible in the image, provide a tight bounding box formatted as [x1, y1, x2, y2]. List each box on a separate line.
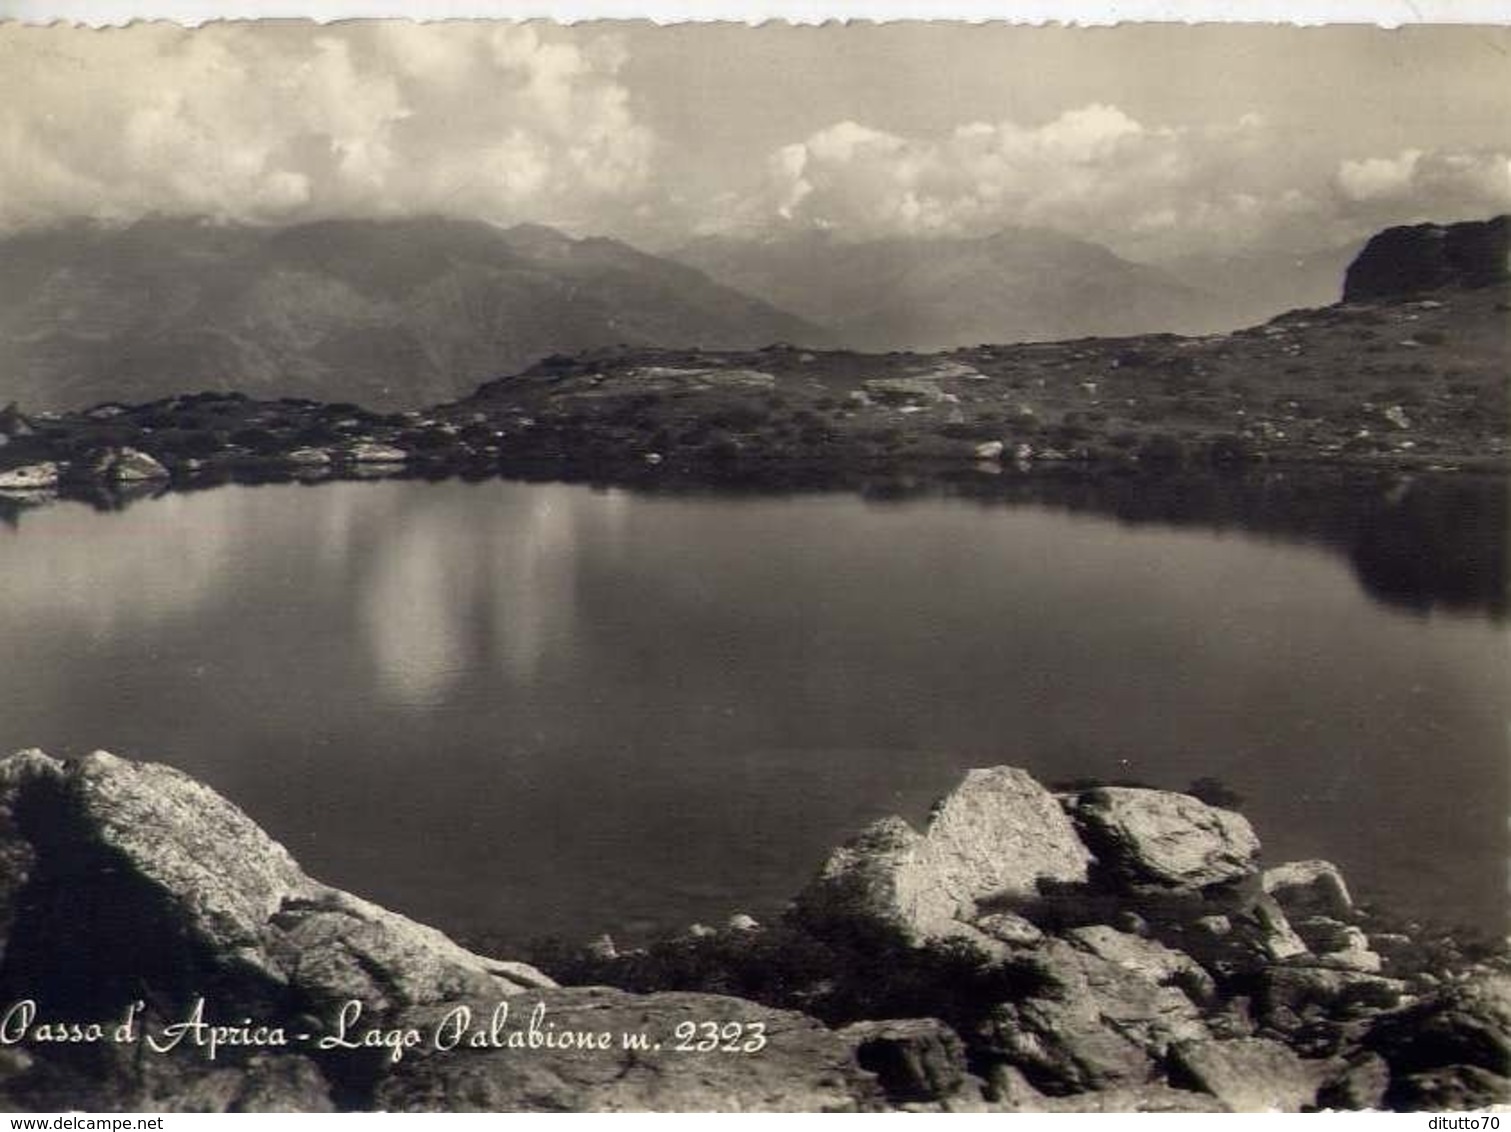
[0, 749, 1504, 1113]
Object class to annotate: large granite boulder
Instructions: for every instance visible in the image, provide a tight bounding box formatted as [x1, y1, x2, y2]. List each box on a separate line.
[1343, 215, 1509, 301]
[0, 749, 552, 1020]
[795, 767, 1092, 942]
[1068, 787, 1260, 893]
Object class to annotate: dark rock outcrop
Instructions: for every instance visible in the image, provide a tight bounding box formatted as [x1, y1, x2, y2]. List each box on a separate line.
[1343, 216, 1509, 301]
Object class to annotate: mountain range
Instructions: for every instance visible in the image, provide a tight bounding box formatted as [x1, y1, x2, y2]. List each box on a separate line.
[0, 216, 823, 411]
[0, 215, 1362, 411]
[673, 227, 1216, 351]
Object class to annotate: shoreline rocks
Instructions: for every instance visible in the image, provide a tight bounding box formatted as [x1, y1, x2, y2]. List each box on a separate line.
[0, 750, 1504, 1113]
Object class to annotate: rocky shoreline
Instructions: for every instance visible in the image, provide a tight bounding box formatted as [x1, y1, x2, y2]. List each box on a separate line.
[0, 750, 1504, 1112]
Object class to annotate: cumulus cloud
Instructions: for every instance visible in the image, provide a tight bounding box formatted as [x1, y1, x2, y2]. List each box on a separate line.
[0, 22, 656, 230]
[1335, 148, 1510, 217]
[1, 23, 1505, 260]
[731, 106, 1321, 253]
[730, 105, 1510, 256]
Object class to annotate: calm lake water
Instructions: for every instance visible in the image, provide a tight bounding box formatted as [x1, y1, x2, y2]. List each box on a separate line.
[0, 473, 1505, 943]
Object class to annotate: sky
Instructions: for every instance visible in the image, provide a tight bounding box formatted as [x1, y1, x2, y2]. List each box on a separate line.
[0, 19, 1507, 260]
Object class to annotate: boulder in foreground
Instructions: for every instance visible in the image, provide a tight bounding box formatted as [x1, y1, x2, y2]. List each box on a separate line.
[794, 767, 1092, 941]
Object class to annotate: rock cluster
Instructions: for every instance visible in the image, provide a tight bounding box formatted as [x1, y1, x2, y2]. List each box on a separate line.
[790, 769, 1506, 1111]
[0, 750, 1504, 1113]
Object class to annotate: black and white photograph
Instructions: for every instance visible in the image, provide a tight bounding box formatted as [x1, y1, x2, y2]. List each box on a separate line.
[0, 7, 1506, 1115]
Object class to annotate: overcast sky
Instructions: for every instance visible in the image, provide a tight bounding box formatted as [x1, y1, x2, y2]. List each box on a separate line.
[0, 20, 1507, 259]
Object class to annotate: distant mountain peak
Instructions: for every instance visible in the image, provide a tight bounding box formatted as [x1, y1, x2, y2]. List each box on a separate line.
[672, 226, 1200, 350]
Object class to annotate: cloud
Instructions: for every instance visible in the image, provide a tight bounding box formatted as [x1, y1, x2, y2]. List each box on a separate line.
[732, 106, 1305, 252]
[1335, 148, 1510, 217]
[732, 105, 1510, 256]
[1, 24, 1504, 260]
[0, 22, 656, 230]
